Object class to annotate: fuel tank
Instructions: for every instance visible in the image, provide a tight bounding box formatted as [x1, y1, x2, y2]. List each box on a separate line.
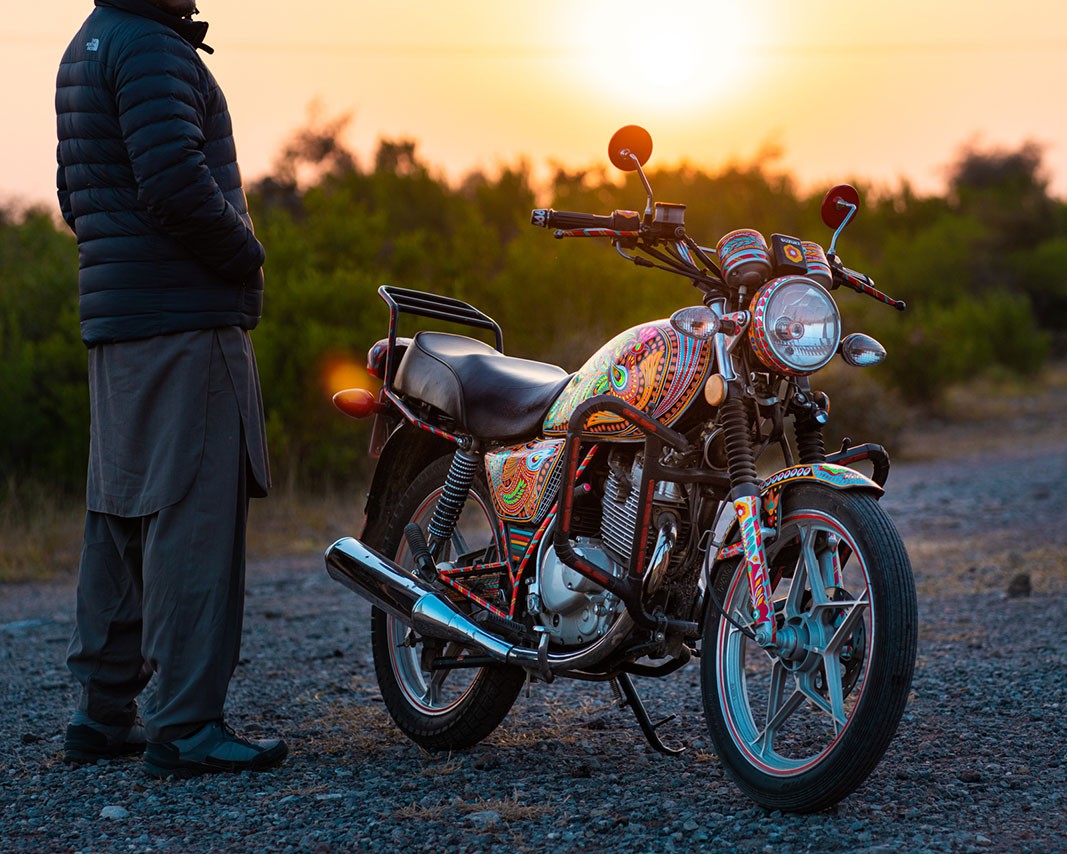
[542, 319, 714, 441]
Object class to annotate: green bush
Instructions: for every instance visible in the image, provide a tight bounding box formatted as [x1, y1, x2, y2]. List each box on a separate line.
[4, 131, 1062, 496]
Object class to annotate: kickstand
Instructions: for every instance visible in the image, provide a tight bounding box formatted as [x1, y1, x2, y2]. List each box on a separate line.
[614, 672, 686, 756]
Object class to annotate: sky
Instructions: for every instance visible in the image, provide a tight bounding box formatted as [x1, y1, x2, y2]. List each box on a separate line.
[5, 0, 1067, 210]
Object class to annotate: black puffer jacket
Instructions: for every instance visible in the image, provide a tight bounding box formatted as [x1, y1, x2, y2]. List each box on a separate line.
[56, 0, 264, 346]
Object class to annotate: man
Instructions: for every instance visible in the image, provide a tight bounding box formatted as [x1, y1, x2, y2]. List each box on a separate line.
[56, 0, 287, 777]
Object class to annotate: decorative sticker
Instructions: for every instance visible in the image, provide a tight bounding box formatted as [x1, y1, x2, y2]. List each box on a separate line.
[734, 495, 775, 641]
[485, 439, 566, 524]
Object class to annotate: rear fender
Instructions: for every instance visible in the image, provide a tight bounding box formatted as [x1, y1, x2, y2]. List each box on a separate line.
[360, 424, 453, 548]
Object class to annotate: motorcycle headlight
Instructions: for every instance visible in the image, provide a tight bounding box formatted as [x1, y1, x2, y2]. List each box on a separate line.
[749, 276, 841, 375]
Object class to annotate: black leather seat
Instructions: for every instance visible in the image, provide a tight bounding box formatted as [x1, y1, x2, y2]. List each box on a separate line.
[393, 332, 572, 441]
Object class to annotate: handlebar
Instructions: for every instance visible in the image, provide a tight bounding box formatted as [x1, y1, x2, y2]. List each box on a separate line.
[531, 208, 641, 232]
[832, 263, 906, 312]
[529, 207, 904, 311]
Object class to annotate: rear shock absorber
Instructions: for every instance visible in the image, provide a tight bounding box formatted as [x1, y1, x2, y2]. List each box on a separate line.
[426, 448, 481, 557]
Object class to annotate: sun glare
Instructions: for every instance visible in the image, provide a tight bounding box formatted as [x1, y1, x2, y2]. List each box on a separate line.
[572, 1, 750, 113]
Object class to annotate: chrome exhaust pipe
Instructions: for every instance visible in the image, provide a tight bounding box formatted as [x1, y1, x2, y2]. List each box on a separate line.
[324, 537, 541, 670]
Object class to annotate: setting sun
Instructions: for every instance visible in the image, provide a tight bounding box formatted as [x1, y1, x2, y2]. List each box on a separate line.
[570, 1, 751, 114]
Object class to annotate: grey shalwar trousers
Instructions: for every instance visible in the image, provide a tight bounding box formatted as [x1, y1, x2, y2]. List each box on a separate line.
[67, 328, 269, 744]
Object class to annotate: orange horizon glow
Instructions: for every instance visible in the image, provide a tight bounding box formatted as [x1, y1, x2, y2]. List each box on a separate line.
[6, 0, 1067, 210]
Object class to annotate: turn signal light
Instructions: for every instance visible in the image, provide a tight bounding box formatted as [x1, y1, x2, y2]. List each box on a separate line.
[670, 306, 721, 340]
[839, 333, 887, 367]
[332, 388, 381, 419]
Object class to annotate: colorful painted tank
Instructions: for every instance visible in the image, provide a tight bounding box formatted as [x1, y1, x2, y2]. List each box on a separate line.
[542, 320, 715, 441]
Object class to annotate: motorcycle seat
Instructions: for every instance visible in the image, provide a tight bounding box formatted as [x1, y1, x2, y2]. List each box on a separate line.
[393, 331, 573, 441]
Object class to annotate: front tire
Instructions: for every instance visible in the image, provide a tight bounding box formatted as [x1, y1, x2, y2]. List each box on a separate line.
[369, 455, 525, 752]
[701, 484, 917, 812]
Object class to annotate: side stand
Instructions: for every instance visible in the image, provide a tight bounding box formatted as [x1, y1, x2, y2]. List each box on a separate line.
[615, 672, 686, 756]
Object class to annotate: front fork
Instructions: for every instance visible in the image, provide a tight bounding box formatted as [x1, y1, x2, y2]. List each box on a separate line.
[713, 304, 779, 648]
[733, 493, 777, 647]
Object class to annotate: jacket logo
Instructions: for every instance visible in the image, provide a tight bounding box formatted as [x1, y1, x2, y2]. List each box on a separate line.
[86, 38, 100, 52]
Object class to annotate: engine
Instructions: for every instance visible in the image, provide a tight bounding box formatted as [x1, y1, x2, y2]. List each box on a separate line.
[527, 533, 625, 646]
[528, 452, 687, 647]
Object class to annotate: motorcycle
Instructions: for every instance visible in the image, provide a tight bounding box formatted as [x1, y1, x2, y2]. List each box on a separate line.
[325, 125, 917, 813]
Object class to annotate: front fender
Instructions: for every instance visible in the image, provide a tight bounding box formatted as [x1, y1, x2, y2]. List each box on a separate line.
[760, 462, 883, 496]
[712, 463, 883, 562]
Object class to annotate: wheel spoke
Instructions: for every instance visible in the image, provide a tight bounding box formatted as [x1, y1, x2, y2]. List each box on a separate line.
[818, 591, 869, 656]
[819, 652, 849, 733]
[787, 527, 818, 615]
[754, 659, 805, 756]
[419, 641, 463, 708]
[450, 527, 470, 557]
[796, 671, 836, 721]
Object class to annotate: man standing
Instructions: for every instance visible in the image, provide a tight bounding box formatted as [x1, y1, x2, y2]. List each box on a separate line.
[56, 0, 287, 777]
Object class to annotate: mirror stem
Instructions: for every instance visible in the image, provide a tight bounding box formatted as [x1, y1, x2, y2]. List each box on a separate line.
[827, 201, 857, 256]
[625, 150, 656, 222]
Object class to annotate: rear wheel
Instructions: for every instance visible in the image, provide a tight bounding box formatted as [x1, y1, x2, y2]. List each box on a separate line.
[701, 485, 917, 812]
[370, 455, 525, 751]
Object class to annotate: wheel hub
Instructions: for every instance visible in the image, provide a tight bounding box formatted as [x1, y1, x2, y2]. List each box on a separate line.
[774, 587, 866, 689]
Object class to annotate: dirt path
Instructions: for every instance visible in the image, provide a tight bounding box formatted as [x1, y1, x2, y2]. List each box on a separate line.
[1, 369, 1064, 851]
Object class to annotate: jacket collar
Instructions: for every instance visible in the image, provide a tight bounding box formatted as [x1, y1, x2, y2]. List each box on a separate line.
[95, 0, 214, 54]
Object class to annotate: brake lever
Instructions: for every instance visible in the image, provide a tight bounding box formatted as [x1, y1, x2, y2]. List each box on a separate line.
[829, 255, 906, 311]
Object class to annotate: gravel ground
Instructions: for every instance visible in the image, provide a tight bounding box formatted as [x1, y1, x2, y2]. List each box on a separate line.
[2, 386, 1065, 852]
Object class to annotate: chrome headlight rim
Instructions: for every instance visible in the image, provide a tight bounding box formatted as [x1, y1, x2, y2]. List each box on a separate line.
[749, 276, 842, 376]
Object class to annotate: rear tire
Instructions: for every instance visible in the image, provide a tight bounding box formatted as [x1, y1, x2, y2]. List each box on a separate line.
[701, 485, 917, 812]
[369, 455, 525, 751]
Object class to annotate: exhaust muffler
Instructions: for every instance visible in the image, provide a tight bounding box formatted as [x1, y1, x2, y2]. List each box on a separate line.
[324, 537, 542, 670]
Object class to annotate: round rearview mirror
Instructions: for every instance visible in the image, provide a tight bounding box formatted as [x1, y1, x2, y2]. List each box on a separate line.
[820, 184, 861, 229]
[608, 125, 653, 171]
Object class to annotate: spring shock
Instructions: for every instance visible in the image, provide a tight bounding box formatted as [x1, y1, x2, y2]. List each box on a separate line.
[426, 448, 481, 554]
[720, 391, 759, 490]
[721, 387, 776, 646]
[794, 389, 829, 464]
[795, 418, 827, 464]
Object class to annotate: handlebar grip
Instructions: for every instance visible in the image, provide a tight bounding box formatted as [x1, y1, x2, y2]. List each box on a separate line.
[530, 209, 640, 231]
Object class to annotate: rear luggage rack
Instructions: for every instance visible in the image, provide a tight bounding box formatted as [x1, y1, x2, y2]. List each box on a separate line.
[378, 286, 504, 388]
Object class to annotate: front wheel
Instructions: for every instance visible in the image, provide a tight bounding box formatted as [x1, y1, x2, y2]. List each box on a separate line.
[370, 455, 525, 752]
[701, 484, 917, 812]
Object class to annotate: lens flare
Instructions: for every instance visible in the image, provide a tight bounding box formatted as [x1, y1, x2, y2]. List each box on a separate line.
[321, 354, 375, 396]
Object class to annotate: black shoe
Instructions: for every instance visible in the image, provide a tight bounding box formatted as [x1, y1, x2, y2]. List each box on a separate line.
[64, 712, 146, 764]
[143, 720, 288, 778]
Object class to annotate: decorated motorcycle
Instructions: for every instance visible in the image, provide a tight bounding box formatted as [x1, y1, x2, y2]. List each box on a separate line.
[325, 126, 917, 812]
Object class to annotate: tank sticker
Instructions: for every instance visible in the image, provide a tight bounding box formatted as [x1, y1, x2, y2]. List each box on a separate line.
[485, 439, 566, 524]
[543, 320, 712, 439]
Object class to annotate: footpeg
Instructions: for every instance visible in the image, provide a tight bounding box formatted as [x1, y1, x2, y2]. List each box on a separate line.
[533, 626, 553, 683]
[404, 523, 437, 581]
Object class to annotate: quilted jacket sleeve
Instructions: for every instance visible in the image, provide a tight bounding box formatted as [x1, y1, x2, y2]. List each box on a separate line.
[113, 29, 264, 282]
